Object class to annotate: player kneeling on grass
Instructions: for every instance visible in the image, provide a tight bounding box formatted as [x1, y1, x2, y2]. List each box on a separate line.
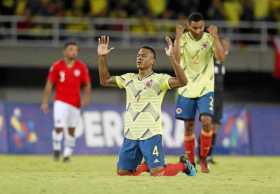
[97, 28, 196, 176]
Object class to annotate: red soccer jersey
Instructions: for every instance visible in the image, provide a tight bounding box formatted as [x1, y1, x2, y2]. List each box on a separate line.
[48, 59, 91, 108]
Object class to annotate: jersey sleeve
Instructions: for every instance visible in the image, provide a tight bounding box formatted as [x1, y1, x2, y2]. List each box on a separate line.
[47, 63, 58, 84]
[159, 74, 171, 91]
[81, 64, 91, 85]
[115, 73, 132, 89]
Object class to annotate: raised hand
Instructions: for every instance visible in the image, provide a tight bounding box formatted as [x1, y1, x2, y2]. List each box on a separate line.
[208, 25, 225, 61]
[165, 36, 174, 57]
[97, 36, 114, 56]
[176, 25, 184, 38]
[207, 25, 219, 38]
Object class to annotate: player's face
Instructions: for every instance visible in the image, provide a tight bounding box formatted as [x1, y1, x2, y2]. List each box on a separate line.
[188, 20, 205, 39]
[136, 48, 155, 70]
[64, 45, 79, 60]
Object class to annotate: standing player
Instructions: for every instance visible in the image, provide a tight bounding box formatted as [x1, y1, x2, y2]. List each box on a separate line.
[175, 12, 225, 173]
[97, 30, 196, 176]
[41, 42, 92, 162]
[198, 38, 230, 164]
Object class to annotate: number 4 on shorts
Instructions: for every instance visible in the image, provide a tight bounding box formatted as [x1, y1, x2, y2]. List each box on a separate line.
[152, 145, 159, 157]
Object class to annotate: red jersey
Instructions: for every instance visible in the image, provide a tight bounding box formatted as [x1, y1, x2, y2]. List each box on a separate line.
[48, 59, 91, 108]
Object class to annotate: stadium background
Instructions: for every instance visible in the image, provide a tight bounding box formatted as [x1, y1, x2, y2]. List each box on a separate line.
[0, 0, 280, 156]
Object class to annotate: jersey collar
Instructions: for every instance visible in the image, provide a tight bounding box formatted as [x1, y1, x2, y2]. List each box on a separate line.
[187, 32, 204, 41]
[138, 71, 154, 81]
[63, 59, 77, 69]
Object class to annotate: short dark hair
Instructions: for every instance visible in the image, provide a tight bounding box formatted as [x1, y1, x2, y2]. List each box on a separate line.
[141, 46, 156, 59]
[64, 41, 78, 49]
[188, 12, 204, 22]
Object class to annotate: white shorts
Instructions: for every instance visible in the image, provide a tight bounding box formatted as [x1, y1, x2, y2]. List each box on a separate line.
[53, 100, 81, 129]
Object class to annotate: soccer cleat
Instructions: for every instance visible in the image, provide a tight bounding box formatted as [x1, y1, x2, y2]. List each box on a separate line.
[197, 156, 216, 165]
[63, 157, 71, 163]
[200, 158, 210, 173]
[180, 155, 196, 176]
[53, 150, 60, 161]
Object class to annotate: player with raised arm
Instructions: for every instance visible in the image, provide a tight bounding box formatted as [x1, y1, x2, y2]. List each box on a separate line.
[97, 27, 196, 176]
[175, 12, 225, 173]
[41, 42, 92, 162]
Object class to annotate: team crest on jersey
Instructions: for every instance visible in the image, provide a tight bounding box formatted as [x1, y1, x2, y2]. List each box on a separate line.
[176, 108, 182, 114]
[74, 69, 80, 77]
[144, 80, 153, 88]
[202, 42, 208, 49]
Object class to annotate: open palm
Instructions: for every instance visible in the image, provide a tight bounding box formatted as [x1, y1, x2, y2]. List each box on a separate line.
[97, 36, 114, 56]
[165, 36, 174, 57]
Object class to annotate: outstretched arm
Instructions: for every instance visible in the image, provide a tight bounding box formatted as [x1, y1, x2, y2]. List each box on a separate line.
[97, 36, 117, 87]
[207, 25, 225, 62]
[165, 26, 187, 89]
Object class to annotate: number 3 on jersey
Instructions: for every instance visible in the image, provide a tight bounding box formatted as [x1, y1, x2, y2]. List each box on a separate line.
[152, 145, 160, 157]
[59, 71, 65, 82]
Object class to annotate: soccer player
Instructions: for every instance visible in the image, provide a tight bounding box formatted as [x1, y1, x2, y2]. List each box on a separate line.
[175, 12, 225, 173]
[198, 38, 230, 164]
[41, 42, 92, 162]
[97, 30, 196, 176]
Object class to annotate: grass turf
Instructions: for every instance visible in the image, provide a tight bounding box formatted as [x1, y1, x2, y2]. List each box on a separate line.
[0, 155, 279, 194]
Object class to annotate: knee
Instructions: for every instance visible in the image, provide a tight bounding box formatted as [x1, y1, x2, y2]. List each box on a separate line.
[185, 121, 195, 135]
[54, 128, 63, 133]
[68, 128, 75, 137]
[200, 116, 212, 132]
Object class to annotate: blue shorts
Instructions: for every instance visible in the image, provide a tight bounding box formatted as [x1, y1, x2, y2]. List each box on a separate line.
[117, 135, 165, 171]
[175, 92, 214, 120]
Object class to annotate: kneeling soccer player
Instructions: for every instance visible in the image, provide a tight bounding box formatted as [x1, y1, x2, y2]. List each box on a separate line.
[97, 27, 196, 176]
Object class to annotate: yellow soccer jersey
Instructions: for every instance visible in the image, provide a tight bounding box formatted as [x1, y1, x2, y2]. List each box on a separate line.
[178, 32, 215, 98]
[115, 73, 171, 140]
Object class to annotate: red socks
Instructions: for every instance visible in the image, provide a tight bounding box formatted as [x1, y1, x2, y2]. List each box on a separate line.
[151, 163, 185, 176]
[160, 163, 185, 176]
[184, 135, 195, 164]
[200, 130, 213, 159]
[117, 162, 185, 176]
[117, 163, 149, 176]
[134, 163, 149, 175]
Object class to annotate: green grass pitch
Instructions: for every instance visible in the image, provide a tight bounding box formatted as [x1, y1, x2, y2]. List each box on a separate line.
[0, 155, 280, 194]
